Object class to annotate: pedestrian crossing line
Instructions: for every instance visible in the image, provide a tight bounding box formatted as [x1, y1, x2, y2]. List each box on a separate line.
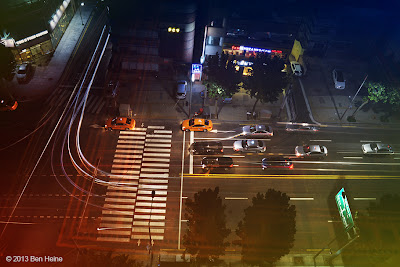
[140, 168, 170, 173]
[132, 234, 164, 240]
[144, 148, 171, 153]
[97, 236, 130, 242]
[116, 144, 145, 149]
[100, 217, 133, 222]
[138, 184, 168, 190]
[118, 140, 145, 144]
[146, 134, 172, 139]
[145, 143, 171, 148]
[133, 221, 165, 227]
[147, 126, 165, 129]
[120, 131, 146, 135]
[106, 192, 137, 197]
[107, 181, 138, 186]
[114, 154, 142, 159]
[100, 222, 132, 228]
[105, 197, 136, 203]
[142, 163, 170, 167]
[143, 153, 170, 158]
[120, 128, 147, 132]
[97, 229, 132, 236]
[115, 149, 144, 154]
[139, 173, 169, 178]
[139, 179, 168, 184]
[132, 227, 165, 234]
[113, 159, 142, 164]
[146, 139, 172, 143]
[107, 185, 138, 191]
[104, 204, 136, 210]
[135, 202, 166, 207]
[134, 215, 166, 220]
[153, 130, 172, 134]
[111, 170, 140, 175]
[142, 158, 170, 162]
[137, 196, 167, 201]
[95, 101, 105, 114]
[109, 175, 139, 180]
[137, 190, 167, 195]
[112, 164, 141, 169]
[102, 210, 133, 216]
[118, 135, 146, 140]
[135, 208, 166, 214]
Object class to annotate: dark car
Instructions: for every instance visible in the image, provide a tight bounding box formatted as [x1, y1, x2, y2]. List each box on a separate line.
[201, 157, 233, 170]
[262, 157, 293, 170]
[189, 141, 223, 155]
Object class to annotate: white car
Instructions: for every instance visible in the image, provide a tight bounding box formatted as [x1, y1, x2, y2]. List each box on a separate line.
[332, 69, 345, 89]
[295, 144, 327, 159]
[242, 124, 273, 138]
[290, 61, 302, 76]
[362, 143, 394, 155]
[233, 140, 267, 153]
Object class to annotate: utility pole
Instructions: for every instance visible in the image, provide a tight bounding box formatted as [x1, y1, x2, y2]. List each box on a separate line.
[340, 75, 368, 120]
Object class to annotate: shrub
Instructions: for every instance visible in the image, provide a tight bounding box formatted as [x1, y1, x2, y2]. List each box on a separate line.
[347, 116, 356, 122]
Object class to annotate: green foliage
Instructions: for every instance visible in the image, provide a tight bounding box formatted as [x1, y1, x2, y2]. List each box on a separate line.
[242, 54, 287, 107]
[347, 116, 356, 122]
[365, 82, 400, 112]
[236, 189, 296, 266]
[204, 52, 241, 98]
[76, 250, 143, 267]
[346, 194, 400, 266]
[183, 187, 231, 264]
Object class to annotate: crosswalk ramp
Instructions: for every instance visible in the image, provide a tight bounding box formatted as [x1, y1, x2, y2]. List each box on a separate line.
[97, 126, 172, 243]
[45, 89, 105, 114]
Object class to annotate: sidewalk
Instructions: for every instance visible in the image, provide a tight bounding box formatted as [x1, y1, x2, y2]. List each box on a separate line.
[12, 4, 93, 101]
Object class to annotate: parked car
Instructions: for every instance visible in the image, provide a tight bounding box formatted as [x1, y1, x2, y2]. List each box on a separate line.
[290, 61, 302, 76]
[189, 141, 223, 155]
[105, 117, 136, 131]
[332, 69, 345, 89]
[181, 118, 213, 132]
[233, 140, 267, 153]
[16, 63, 32, 82]
[285, 122, 318, 132]
[262, 157, 293, 169]
[201, 156, 233, 170]
[242, 124, 273, 138]
[295, 144, 328, 159]
[362, 143, 394, 155]
[176, 80, 187, 100]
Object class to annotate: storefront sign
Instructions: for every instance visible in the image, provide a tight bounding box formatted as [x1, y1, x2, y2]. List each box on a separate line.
[15, 30, 49, 46]
[232, 45, 282, 54]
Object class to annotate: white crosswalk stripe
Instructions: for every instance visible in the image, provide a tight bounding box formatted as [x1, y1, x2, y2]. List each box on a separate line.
[98, 126, 172, 243]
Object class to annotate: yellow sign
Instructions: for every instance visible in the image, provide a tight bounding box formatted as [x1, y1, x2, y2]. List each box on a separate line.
[291, 40, 304, 61]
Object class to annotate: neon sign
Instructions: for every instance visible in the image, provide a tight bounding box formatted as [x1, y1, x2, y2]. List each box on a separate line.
[15, 30, 49, 46]
[231, 45, 282, 54]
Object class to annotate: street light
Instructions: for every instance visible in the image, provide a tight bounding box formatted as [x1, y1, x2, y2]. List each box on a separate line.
[78, 2, 85, 26]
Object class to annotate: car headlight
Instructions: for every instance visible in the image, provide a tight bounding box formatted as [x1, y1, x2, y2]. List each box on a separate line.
[296, 152, 301, 157]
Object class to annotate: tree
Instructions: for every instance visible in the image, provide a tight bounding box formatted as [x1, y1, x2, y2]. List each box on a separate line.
[344, 194, 400, 266]
[242, 53, 287, 112]
[236, 189, 296, 266]
[183, 187, 231, 265]
[76, 250, 143, 267]
[0, 44, 15, 81]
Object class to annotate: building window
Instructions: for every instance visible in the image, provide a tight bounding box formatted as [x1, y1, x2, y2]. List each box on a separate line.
[207, 36, 221, 46]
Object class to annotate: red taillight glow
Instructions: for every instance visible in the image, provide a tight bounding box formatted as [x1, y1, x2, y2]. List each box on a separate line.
[230, 164, 233, 167]
[10, 101, 18, 110]
[289, 164, 294, 169]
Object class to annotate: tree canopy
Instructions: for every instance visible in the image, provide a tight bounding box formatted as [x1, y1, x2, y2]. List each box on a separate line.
[236, 189, 296, 266]
[345, 194, 400, 266]
[183, 187, 231, 264]
[242, 53, 287, 112]
[204, 52, 241, 99]
[76, 250, 143, 267]
[364, 82, 400, 111]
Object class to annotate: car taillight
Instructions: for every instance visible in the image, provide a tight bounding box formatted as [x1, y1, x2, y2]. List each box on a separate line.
[221, 149, 223, 152]
[296, 152, 301, 157]
[289, 164, 294, 169]
[230, 164, 233, 168]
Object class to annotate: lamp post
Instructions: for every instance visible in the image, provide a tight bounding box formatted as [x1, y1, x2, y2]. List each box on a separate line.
[78, 2, 85, 25]
[339, 75, 368, 120]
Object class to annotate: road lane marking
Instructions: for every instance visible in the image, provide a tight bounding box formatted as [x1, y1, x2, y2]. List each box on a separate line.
[148, 126, 165, 129]
[153, 130, 172, 134]
[145, 143, 171, 147]
[146, 134, 172, 138]
[309, 140, 332, 142]
[225, 197, 248, 200]
[190, 131, 194, 174]
[146, 139, 171, 143]
[354, 198, 376, 201]
[290, 197, 314, 200]
[342, 157, 363, 159]
[144, 148, 171, 153]
[360, 140, 381, 143]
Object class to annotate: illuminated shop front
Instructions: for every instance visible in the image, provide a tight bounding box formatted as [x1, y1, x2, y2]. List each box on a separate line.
[1, 0, 76, 64]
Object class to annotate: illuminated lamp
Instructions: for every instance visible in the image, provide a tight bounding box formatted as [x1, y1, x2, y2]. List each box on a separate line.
[172, 28, 176, 32]
[176, 28, 180, 33]
[168, 27, 172, 32]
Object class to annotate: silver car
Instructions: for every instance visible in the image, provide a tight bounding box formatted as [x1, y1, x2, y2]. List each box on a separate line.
[242, 124, 273, 138]
[332, 69, 345, 89]
[285, 122, 318, 132]
[362, 143, 394, 155]
[295, 144, 328, 159]
[233, 140, 267, 153]
[16, 63, 32, 82]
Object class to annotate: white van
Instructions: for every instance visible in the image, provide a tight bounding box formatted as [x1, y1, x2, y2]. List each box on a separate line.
[176, 80, 187, 99]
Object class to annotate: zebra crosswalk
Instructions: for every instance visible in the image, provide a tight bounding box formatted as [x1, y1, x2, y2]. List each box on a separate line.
[97, 126, 172, 243]
[45, 89, 106, 114]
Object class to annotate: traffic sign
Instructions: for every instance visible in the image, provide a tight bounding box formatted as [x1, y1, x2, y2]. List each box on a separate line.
[335, 188, 354, 232]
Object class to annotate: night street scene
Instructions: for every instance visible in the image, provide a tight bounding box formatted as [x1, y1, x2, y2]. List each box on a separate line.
[1, 0, 400, 266]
